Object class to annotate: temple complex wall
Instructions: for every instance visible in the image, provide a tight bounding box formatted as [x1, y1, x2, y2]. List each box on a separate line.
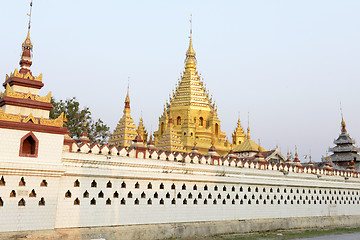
[2, 149, 360, 233]
[0, 175, 60, 232]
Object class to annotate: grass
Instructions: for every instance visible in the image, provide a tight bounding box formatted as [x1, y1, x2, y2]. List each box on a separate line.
[204, 226, 360, 240]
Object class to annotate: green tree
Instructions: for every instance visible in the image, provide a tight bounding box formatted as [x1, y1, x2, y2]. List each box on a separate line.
[50, 97, 110, 145]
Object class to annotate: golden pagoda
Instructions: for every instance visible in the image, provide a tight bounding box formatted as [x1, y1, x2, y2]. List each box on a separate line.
[153, 27, 230, 155]
[108, 89, 138, 147]
[232, 117, 246, 145]
[137, 117, 148, 145]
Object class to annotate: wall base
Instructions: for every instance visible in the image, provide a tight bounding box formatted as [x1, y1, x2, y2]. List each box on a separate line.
[1, 215, 360, 240]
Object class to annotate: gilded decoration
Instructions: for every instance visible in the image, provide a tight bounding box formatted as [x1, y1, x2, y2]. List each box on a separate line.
[34, 92, 51, 103]
[24, 91, 35, 100]
[0, 108, 63, 127]
[5, 68, 42, 82]
[0, 84, 51, 103]
[23, 113, 38, 124]
[40, 112, 64, 127]
[0, 108, 21, 122]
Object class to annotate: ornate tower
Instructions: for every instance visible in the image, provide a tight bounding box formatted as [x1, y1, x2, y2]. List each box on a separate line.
[328, 117, 360, 170]
[0, 0, 67, 163]
[154, 23, 229, 155]
[0, 10, 65, 133]
[232, 117, 246, 145]
[137, 117, 148, 145]
[1, 28, 52, 119]
[108, 89, 138, 147]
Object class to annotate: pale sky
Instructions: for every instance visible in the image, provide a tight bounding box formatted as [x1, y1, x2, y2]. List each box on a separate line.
[1, 1, 360, 161]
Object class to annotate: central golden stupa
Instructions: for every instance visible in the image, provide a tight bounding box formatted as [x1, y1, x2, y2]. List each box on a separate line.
[110, 24, 268, 157]
[153, 30, 241, 155]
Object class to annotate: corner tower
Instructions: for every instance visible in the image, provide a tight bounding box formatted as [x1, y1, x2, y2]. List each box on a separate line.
[154, 21, 229, 155]
[0, 1, 67, 163]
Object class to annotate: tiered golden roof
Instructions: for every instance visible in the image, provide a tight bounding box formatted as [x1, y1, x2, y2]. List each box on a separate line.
[154, 30, 231, 155]
[137, 117, 148, 145]
[108, 89, 138, 147]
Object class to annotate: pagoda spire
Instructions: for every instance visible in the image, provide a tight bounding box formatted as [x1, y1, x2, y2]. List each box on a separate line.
[340, 102, 347, 133]
[19, 1, 34, 75]
[186, 14, 195, 59]
[124, 81, 130, 112]
[246, 112, 251, 140]
[341, 117, 346, 133]
[184, 14, 197, 71]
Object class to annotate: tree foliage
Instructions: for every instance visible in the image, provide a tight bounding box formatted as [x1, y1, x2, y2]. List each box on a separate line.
[50, 97, 110, 144]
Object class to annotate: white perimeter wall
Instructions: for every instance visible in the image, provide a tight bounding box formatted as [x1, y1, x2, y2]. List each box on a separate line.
[1, 149, 360, 232]
[54, 152, 360, 229]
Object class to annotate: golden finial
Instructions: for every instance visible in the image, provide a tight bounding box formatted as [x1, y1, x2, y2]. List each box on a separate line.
[237, 117, 241, 128]
[295, 145, 298, 157]
[340, 102, 347, 133]
[23, 1, 33, 50]
[125, 90, 130, 103]
[190, 14, 192, 38]
[186, 14, 196, 60]
[125, 77, 130, 103]
[63, 112, 68, 123]
[247, 112, 250, 140]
